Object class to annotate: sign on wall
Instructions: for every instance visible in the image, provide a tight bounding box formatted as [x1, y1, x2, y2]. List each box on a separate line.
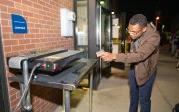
[11, 14, 28, 34]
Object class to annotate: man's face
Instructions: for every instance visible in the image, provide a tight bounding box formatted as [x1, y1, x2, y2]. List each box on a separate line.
[127, 24, 146, 40]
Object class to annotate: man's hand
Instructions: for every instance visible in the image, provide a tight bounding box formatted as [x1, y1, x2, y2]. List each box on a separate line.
[96, 50, 105, 57]
[97, 52, 116, 62]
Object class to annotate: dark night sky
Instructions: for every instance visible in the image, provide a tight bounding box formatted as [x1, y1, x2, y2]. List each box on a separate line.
[111, 0, 179, 31]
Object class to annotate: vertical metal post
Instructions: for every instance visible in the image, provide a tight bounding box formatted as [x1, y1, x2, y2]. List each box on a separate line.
[22, 60, 32, 111]
[0, 18, 10, 112]
[108, 14, 112, 53]
[89, 69, 93, 112]
[99, 6, 102, 51]
[99, 6, 102, 80]
[63, 89, 65, 112]
[73, 0, 77, 50]
[88, 0, 97, 58]
[63, 89, 71, 112]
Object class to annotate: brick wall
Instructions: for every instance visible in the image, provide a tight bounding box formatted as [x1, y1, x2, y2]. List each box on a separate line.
[0, 0, 74, 111]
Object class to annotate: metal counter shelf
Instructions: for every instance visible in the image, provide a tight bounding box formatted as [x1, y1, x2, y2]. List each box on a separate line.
[9, 58, 97, 112]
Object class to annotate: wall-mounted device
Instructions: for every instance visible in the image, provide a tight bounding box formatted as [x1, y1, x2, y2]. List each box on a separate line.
[60, 8, 76, 37]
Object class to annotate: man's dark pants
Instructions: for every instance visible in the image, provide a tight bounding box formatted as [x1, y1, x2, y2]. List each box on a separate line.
[128, 70, 156, 112]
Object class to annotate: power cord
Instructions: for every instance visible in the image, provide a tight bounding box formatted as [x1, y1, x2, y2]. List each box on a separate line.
[13, 63, 41, 112]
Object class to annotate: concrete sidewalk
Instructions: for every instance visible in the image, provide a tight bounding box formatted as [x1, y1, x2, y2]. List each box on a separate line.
[55, 50, 179, 112]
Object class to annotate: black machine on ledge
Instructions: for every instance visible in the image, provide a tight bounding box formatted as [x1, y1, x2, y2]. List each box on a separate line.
[8, 48, 85, 75]
[28, 50, 85, 75]
[8, 48, 97, 112]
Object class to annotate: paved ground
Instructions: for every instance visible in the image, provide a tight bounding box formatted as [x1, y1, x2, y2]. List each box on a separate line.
[55, 48, 179, 112]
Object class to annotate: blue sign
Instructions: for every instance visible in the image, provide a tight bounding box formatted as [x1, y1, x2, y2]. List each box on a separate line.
[11, 14, 28, 34]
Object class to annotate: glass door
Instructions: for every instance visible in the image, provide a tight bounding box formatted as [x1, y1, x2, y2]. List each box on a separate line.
[75, 0, 112, 89]
[76, 0, 88, 57]
[96, 3, 112, 78]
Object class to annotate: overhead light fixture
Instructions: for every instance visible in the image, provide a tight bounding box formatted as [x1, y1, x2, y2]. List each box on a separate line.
[100, 1, 105, 5]
[111, 11, 115, 15]
[155, 16, 160, 29]
[156, 16, 160, 20]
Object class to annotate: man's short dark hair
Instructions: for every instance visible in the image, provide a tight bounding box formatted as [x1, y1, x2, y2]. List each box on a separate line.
[129, 14, 147, 27]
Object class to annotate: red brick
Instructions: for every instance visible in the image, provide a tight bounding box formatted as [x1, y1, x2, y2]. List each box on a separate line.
[30, 28, 40, 33]
[21, 0, 33, 6]
[10, 98, 19, 108]
[9, 92, 19, 102]
[25, 44, 35, 50]
[19, 39, 30, 44]
[0, 0, 14, 7]
[0, 5, 8, 12]
[14, 0, 22, 3]
[33, 3, 43, 9]
[12, 45, 26, 52]
[28, 23, 35, 28]
[1, 20, 10, 26]
[8, 7, 22, 14]
[25, 34, 34, 38]
[12, 34, 25, 39]
[3, 33, 11, 39]
[4, 46, 12, 52]
[4, 39, 19, 46]
[38, 0, 46, 6]
[30, 38, 40, 43]
[23, 11, 34, 17]
[3, 0, 74, 111]
[2, 26, 11, 33]
[1, 13, 10, 20]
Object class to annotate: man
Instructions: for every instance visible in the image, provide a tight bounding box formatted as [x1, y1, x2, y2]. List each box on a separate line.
[97, 14, 160, 112]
